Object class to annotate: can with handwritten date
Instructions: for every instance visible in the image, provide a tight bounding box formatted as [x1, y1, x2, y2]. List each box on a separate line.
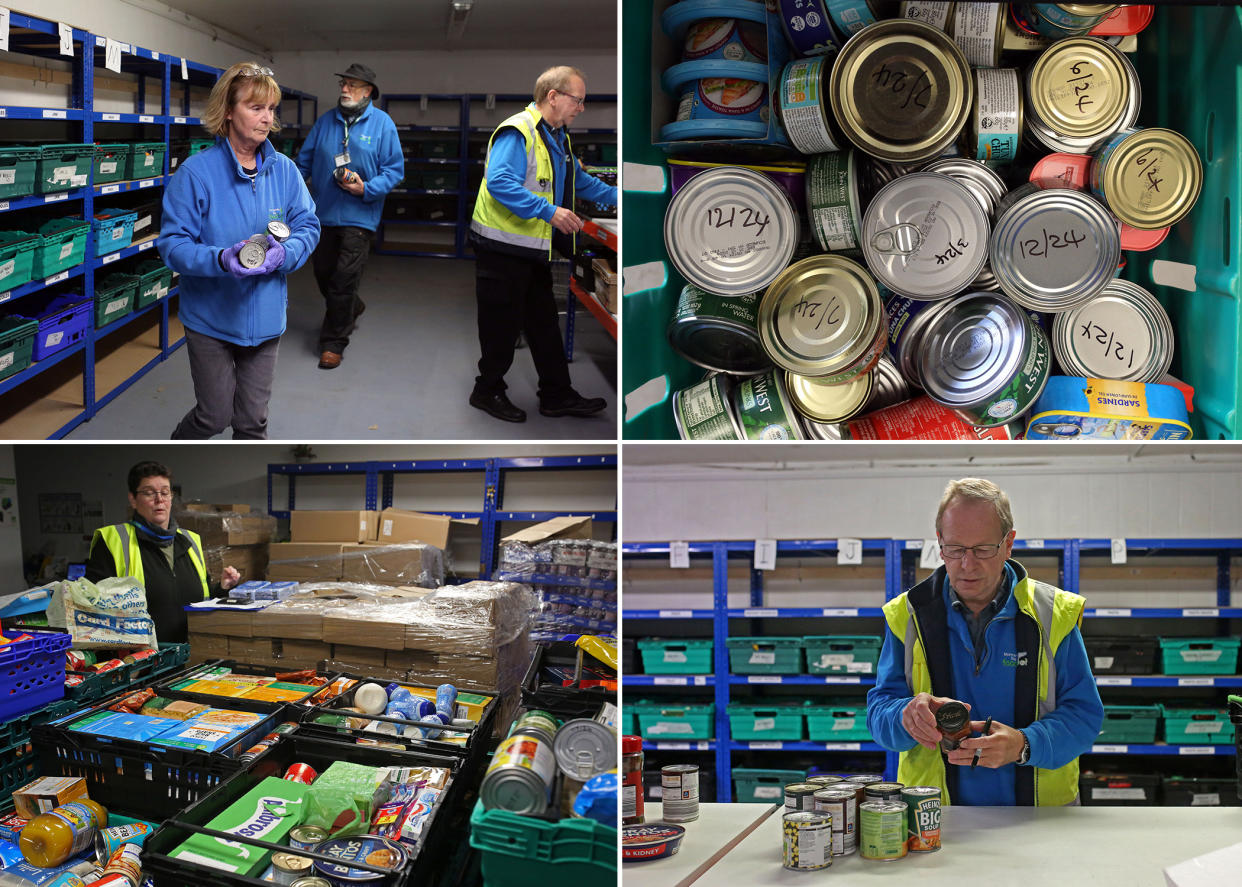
[1089, 127, 1202, 231]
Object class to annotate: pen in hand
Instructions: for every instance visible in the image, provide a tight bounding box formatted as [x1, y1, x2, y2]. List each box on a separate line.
[971, 716, 993, 769]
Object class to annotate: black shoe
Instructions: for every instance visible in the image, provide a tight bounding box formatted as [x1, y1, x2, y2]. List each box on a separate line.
[353, 300, 366, 320]
[539, 391, 607, 417]
[470, 391, 526, 423]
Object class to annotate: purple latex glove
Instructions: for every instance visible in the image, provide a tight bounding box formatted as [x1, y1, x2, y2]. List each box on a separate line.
[219, 240, 250, 278]
[238, 235, 286, 276]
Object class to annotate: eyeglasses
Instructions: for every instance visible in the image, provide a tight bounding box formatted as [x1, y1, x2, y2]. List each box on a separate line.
[135, 488, 173, 501]
[339, 79, 369, 91]
[556, 90, 585, 108]
[238, 66, 275, 78]
[940, 542, 1004, 560]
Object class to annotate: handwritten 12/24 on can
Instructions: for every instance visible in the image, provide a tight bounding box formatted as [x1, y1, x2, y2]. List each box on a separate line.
[783, 811, 833, 871]
[902, 785, 943, 852]
[661, 764, 700, 823]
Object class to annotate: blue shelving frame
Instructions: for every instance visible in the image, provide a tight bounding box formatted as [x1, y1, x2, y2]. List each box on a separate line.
[0, 10, 316, 438]
[266, 454, 616, 576]
[623, 537, 1242, 802]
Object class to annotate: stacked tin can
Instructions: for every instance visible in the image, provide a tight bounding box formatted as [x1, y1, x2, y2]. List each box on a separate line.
[661, 3, 1202, 439]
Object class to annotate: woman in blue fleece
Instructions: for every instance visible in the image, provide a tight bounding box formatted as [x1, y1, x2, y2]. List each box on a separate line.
[157, 62, 320, 439]
[866, 478, 1104, 805]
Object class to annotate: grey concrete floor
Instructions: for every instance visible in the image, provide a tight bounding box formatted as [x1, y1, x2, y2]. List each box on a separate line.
[67, 255, 617, 440]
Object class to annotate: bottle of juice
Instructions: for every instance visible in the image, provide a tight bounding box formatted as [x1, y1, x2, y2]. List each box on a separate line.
[18, 800, 108, 867]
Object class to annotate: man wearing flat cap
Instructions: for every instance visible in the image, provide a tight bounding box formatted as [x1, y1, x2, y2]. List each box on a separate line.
[296, 63, 403, 370]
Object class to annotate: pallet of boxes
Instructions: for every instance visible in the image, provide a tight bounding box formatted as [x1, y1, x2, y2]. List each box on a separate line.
[174, 502, 276, 586]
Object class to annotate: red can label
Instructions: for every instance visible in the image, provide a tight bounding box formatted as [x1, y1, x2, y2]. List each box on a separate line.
[284, 763, 318, 785]
[93, 658, 125, 674]
[847, 396, 1013, 440]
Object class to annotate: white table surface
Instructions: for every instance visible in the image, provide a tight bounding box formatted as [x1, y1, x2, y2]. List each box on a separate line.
[623, 801, 779, 887]
[625, 804, 1242, 887]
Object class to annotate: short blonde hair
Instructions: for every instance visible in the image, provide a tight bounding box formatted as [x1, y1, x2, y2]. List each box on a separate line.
[534, 66, 585, 104]
[203, 62, 282, 138]
[936, 478, 1014, 537]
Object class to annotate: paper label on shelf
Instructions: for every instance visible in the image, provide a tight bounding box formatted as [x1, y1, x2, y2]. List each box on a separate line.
[1094, 608, 1131, 617]
[1181, 650, 1222, 663]
[648, 722, 692, 735]
[754, 539, 776, 571]
[0, 202, 7, 211]
[662, 650, 687, 664]
[1093, 787, 1145, 800]
[653, 677, 686, 686]
[174, 117, 187, 124]
[138, 240, 152, 251]
[100, 161, 117, 175]
[658, 610, 692, 618]
[0, 293, 9, 304]
[747, 676, 781, 684]
[752, 718, 776, 732]
[134, 217, 151, 232]
[1093, 657, 1115, 670]
[919, 539, 943, 569]
[1091, 744, 1128, 753]
[44, 194, 68, 203]
[1183, 609, 1220, 617]
[749, 741, 781, 749]
[43, 109, 67, 119]
[0, 259, 12, 280]
[1110, 539, 1127, 564]
[151, 51, 159, 60]
[46, 272, 68, 285]
[102, 252, 119, 264]
[1191, 793, 1221, 806]
[101, 184, 119, 194]
[102, 113, 120, 121]
[744, 608, 777, 618]
[1178, 746, 1214, 755]
[837, 538, 862, 565]
[105, 37, 122, 73]
[833, 718, 856, 731]
[824, 676, 861, 684]
[824, 742, 861, 751]
[46, 331, 63, 346]
[181, 57, 188, 80]
[749, 651, 776, 665]
[670, 542, 689, 569]
[1026, 539, 1045, 548]
[0, 9, 8, 52]
[0, 170, 13, 186]
[57, 243, 73, 260]
[693, 676, 707, 686]
[0, 353, 11, 370]
[755, 786, 781, 799]
[58, 23, 73, 56]
[139, 115, 154, 123]
[1183, 722, 1223, 734]
[1096, 677, 1131, 686]
[139, 179, 154, 188]
[822, 608, 858, 617]
[655, 742, 691, 750]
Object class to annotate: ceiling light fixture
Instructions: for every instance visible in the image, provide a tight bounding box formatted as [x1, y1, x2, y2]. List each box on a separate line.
[448, 0, 474, 38]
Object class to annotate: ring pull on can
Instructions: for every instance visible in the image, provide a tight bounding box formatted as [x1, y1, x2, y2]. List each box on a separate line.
[870, 223, 922, 256]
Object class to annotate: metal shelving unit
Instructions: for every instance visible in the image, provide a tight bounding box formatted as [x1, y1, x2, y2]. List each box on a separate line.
[267, 454, 616, 576]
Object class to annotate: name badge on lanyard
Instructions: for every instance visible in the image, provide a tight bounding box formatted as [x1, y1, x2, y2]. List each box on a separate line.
[335, 151, 351, 168]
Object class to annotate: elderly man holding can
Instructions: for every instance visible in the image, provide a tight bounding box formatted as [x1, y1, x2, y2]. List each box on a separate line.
[866, 478, 1103, 805]
[158, 62, 320, 439]
[296, 63, 404, 370]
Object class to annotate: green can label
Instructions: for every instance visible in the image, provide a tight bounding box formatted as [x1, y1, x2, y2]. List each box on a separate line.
[735, 371, 799, 440]
[807, 152, 859, 252]
[674, 284, 760, 328]
[859, 802, 908, 861]
[974, 323, 1051, 426]
[676, 377, 740, 440]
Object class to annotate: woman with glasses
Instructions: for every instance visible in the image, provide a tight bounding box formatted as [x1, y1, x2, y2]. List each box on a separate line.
[865, 477, 1103, 806]
[85, 461, 240, 643]
[158, 62, 321, 439]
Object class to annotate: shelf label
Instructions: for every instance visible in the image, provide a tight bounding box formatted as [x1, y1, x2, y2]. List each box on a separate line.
[1183, 609, 1219, 617]
[653, 677, 686, 686]
[174, 117, 187, 124]
[1096, 677, 1131, 686]
[1091, 745, 1128, 753]
[905, 539, 922, 549]
[919, 539, 943, 569]
[693, 676, 707, 686]
[837, 538, 862, 565]
[743, 608, 778, 618]
[0, 292, 9, 304]
[101, 113, 120, 121]
[180, 57, 188, 80]
[44, 194, 68, 204]
[824, 676, 861, 684]
[670, 541, 689, 569]
[151, 51, 159, 60]
[658, 610, 692, 619]
[821, 608, 859, 617]
[754, 539, 777, 571]
[1177, 678, 1214, 687]
[1178, 746, 1215, 756]
[1111, 538, 1127, 564]
[749, 741, 782, 750]
[0, 9, 8, 53]
[45, 272, 69, 285]
[824, 743, 861, 751]
[655, 742, 690, 750]
[102, 252, 119, 264]
[138, 240, 153, 250]
[1025, 539, 1045, 548]
[0, 110, 6, 118]
[139, 179, 155, 188]
[1094, 608, 1131, 617]
[59, 23, 73, 56]
[139, 115, 154, 123]
[0, 203, 7, 212]
[101, 184, 120, 194]
[43, 109, 68, 119]
[747, 676, 782, 684]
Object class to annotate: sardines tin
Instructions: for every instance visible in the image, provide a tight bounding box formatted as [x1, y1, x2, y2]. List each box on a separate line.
[667, 284, 770, 375]
[731, 369, 806, 440]
[782, 811, 832, 871]
[777, 0, 840, 57]
[312, 835, 406, 886]
[1090, 127, 1203, 230]
[1013, 3, 1118, 39]
[676, 78, 770, 125]
[971, 68, 1023, 167]
[903, 785, 943, 852]
[1051, 279, 1173, 383]
[805, 151, 862, 252]
[859, 800, 908, 861]
[952, 1, 1006, 68]
[682, 18, 768, 63]
[1024, 37, 1139, 154]
[785, 782, 821, 811]
[1024, 376, 1192, 440]
[780, 57, 843, 156]
[900, 1, 954, 31]
[826, 0, 880, 38]
[672, 374, 744, 440]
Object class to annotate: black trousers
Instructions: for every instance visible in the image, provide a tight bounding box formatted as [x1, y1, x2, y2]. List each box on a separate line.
[473, 242, 573, 401]
[312, 225, 371, 354]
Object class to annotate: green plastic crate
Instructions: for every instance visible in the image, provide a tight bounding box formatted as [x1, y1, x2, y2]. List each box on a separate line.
[189, 138, 215, 157]
[0, 231, 39, 292]
[1160, 705, 1234, 745]
[92, 143, 130, 185]
[1098, 705, 1161, 744]
[418, 138, 459, 157]
[726, 637, 803, 674]
[0, 146, 40, 199]
[33, 217, 89, 279]
[468, 800, 615, 887]
[804, 703, 871, 742]
[636, 638, 713, 674]
[1159, 637, 1241, 675]
[423, 169, 459, 190]
[732, 767, 805, 803]
[35, 143, 93, 194]
[631, 701, 714, 740]
[64, 642, 190, 703]
[804, 636, 882, 676]
[125, 141, 165, 179]
[727, 703, 803, 741]
[0, 316, 37, 381]
[133, 259, 173, 309]
[94, 273, 137, 327]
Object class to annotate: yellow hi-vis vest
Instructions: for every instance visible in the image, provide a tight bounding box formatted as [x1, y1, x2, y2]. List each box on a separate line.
[881, 571, 1085, 806]
[93, 523, 209, 597]
[470, 104, 573, 260]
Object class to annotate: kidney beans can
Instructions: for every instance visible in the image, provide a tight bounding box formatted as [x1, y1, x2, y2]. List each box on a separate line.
[661, 764, 700, 823]
[779, 57, 843, 155]
[813, 786, 859, 856]
[859, 800, 909, 861]
[682, 18, 768, 63]
[902, 785, 943, 852]
[783, 811, 833, 871]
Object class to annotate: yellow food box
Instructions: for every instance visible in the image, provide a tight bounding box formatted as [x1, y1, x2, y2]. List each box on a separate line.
[403, 685, 493, 723]
[173, 679, 254, 698]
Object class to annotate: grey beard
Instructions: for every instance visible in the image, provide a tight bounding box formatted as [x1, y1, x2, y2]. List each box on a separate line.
[339, 95, 370, 113]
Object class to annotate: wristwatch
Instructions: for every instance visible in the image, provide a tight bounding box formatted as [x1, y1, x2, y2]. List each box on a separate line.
[1017, 730, 1031, 765]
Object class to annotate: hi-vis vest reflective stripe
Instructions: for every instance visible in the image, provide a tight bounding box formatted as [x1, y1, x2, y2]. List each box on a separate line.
[94, 523, 209, 597]
[882, 574, 1085, 806]
[470, 104, 573, 259]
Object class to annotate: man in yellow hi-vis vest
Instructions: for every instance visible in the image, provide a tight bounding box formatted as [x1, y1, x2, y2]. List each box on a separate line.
[86, 461, 240, 643]
[468, 65, 617, 424]
[866, 478, 1103, 806]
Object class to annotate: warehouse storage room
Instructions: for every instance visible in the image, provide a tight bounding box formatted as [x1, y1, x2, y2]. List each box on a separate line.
[0, 1, 617, 439]
[620, 443, 1242, 884]
[0, 443, 618, 886]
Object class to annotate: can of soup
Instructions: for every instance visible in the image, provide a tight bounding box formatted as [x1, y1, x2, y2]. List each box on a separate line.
[859, 800, 909, 861]
[902, 785, 943, 852]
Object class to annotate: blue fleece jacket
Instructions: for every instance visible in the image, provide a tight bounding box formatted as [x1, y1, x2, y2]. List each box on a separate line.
[866, 561, 1104, 806]
[486, 118, 618, 222]
[295, 101, 404, 231]
[157, 137, 320, 347]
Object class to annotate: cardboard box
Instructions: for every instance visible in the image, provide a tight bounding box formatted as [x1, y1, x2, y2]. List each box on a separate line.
[206, 543, 269, 585]
[593, 258, 617, 313]
[340, 543, 442, 587]
[188, 632, 230, 661]
[177, 509, 274, 547]
[322, 658, 410, 682]
[501, 515, 593, 545]
[186, 609, 254, 638]
[290, 510, 378, 544]
[331, 644, 389, 668]
[272, 638, 333, 668]
[376, 508, 479, 548]
[13, 776, 88, 819]
[184, 503, 251, 514]
[323, 611, 408, 651]
[266, 542, 345, 582]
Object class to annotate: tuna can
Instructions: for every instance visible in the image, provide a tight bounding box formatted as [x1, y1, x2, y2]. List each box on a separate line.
[951, 1, 1007, 68]
[292, 879, 332, 887]
[512, 709, 560, 743]
[813, 785, 859, 856]
[863, 352, 912, 412]
[1024, 37, 1140, 154]
[990, 182, 1120, 312]
[669, 158, 808, 217]
[682, 18, 768, 62]
[844, 393, 1018, 438]
[920, 158, 1008, 219]
[782, 811, 833, 871]
[758, 254, 887, 383]
[268, 220, 291, 242]
[779, 56, 844, 155]
[271, 851, 315, 885]
[807, 775, 846, 788]
[238, 233, 269, 269]
[826, 0, 882, 39]
[663, 165, 800, 297]
[861, 172, 990, 301]
[968, 68, 1023, 167]
[672, 373, 745, 440]
[312, 835, 406, 886]
[1090, 127, 1203, 231]
[830, 19, 972, 163]
[786, 367, 872, 424]
[859, 800, 909, 861]
[731, 369, 807, 439]
[675, 77, 770, 126]
[899, 2, 955, 32]
[667, 284, 770, 374]
[1013, 3, 1118, 39]
[288, 826, 330, 852]
[917, 291, 1052, 427]
[661, 764, 701, 823]
[805, 150, 863, 253]
[902, 785, 943, 852]
[481, 730, 556, 814]
[777, 0, 840, 57]
[785, 782, 821, 811]
[863, 781, 906, 803]
[553, 717, 615, 779]
[1051, 278, 1173, 383]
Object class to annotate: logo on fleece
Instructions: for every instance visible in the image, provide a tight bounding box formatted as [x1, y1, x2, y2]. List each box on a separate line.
[1002, 651, 1029, 668]
[268, 208, 285, 222]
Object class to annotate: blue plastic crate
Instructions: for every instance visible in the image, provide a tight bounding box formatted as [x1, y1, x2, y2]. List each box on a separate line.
[0, 630, 71, 721]
[30, 291, 90, 359]
[91, 209, 137, 257]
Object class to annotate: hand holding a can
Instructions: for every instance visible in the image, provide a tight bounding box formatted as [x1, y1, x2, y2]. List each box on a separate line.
[219, 240, 251, 279]
[947, 718, 1024, 769]
[550, 206, 584, 235]
[902, 693, 970, 750]
[336, 168, 365, 195]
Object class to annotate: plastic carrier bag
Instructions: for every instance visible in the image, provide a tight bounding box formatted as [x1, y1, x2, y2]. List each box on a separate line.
[46, 576, 157, 648]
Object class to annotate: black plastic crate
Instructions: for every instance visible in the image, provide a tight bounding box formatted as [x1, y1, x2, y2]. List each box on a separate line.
[1162, 776, 1242, 807]
[1079, 771, 1160, 806]
[141, 731, 463, 887]
[153, 659, 336, 712]
[622, 637, 637, 675]
[520, 640, 615, 720]
[1083, 636, 1158, 675]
